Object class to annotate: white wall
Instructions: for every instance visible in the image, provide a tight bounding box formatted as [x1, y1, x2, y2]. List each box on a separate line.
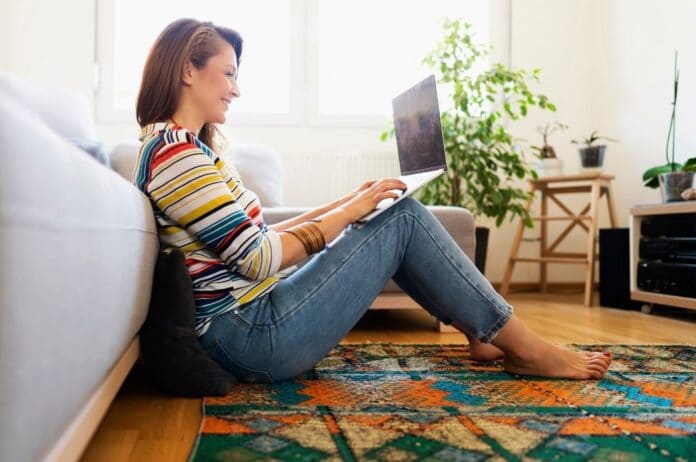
[481, 0, 696, 284]
[1, 0, 95, 94]
[3, 0, 695, 284]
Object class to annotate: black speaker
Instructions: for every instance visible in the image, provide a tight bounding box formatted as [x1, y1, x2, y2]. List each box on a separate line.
[599, 228, 639, 309]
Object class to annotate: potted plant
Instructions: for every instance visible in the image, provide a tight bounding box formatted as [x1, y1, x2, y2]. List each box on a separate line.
[571, 131, 617, 169]
[642, 51, 696, 202]
[532, 122, 567, 177]
[382, 19, 557, 273]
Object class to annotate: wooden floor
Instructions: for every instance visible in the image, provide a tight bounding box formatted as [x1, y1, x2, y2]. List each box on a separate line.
[80, 292, 695, 461]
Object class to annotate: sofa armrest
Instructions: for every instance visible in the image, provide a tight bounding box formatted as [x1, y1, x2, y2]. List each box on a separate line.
[425, 206, 476, 260]
[382, 205, 475, 292]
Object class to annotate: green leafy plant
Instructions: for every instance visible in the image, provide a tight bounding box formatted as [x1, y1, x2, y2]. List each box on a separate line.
[570, 130, 617, 148]
[382, 19, 557, 227]
[532, 122, 568, 159]
[642, 51, 696, 188]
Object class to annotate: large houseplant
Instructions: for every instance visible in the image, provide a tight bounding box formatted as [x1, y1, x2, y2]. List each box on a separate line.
[642, 51, 696, 201]
[383, 19, 557, 272]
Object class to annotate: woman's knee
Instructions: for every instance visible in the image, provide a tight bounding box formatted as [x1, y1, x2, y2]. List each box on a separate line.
[395, 197, 429, 216]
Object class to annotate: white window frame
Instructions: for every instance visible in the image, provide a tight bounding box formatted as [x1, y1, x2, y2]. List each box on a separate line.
[94, 0, 509, 127]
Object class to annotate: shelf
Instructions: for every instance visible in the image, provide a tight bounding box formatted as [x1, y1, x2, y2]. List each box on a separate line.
[532, 215, 591, 221]
[630, 202, 696, 312]
[532, 172, 615, 184]
[631, 290, 696, 311]
[513, 257, 588, 264]
[630, 201, 696, 216]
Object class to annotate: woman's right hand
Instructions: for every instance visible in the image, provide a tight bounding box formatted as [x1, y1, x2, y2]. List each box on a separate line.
[340, 179, 407, 222]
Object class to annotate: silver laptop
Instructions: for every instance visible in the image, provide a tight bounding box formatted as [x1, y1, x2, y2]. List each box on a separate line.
[354, 75, 447, 227]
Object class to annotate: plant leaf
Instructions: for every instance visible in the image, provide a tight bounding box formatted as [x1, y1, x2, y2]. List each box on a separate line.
[642, 163, 682, 188]
[682, 157, 696, 172]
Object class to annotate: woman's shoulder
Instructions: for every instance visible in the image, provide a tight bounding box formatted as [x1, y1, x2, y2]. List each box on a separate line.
[138, 124, 212, 167]
[140, 122, 197, 149]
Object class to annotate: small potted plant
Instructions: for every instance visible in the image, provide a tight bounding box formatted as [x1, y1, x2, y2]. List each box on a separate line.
[642, 51, 695, 202]
[571, 130, 617, 169]
[532, 122, 567, 177]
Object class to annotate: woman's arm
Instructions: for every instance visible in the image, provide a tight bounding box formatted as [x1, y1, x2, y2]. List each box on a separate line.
[275, 179, 407, 270]
[268, 180, 377, 232]
[268, 196, 349, 232]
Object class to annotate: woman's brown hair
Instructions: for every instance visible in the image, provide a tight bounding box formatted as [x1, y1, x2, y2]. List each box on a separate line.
[136, 18, 243, 152]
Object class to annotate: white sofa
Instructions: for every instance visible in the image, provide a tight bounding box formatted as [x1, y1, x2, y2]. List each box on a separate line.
[0, 73, 159, 461]
[0, 72, 476, 461]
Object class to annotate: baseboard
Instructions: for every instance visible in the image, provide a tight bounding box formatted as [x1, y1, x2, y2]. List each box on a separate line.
[490, 282, 600, 292]
[371, 283, 599, 334]
[45, 337, 140, 462]
[371, 283, 598, 310]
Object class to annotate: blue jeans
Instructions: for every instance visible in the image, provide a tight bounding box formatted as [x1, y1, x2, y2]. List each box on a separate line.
[199, 198, 513, 383]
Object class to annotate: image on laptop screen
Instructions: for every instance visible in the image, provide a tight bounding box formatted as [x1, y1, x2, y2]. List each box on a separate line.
[392, 75, 446, 175]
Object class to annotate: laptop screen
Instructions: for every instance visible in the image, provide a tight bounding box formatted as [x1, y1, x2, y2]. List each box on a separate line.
[392, 75, 447, 175]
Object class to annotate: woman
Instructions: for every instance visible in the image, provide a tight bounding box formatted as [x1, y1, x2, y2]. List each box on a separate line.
[134, 18, 611, 383]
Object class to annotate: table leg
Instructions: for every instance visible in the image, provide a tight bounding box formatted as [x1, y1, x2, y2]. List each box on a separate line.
[501, 188, 535, 297]
[540, 187, 548, 293]
[584, 180, 601, 306]
[606, 183, 619, 228]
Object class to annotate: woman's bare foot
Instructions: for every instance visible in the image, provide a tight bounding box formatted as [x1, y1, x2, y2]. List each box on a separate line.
[504, 344, 611, 379]
[491, 315, 612, 380]
[466, 335, 504, 362]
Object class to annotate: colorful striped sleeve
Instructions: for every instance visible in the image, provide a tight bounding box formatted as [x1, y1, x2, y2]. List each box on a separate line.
[146, 139, 283, 281]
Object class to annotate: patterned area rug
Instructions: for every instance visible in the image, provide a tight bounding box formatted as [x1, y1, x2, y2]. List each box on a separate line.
[190, 344, 695, 461]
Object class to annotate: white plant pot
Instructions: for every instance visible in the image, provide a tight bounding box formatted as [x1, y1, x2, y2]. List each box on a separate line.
[535, 158, 564, 177]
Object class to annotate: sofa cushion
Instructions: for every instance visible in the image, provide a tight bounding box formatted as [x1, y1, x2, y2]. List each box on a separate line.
[110, 141, 141, 182]
[0, 88, 159, 462]
[66, 137, 111, 168]
[0, 71, 96, 140]
[111, 140, 285, 209]
[140, 249, 237, 397]
[223, 143, 284, 207]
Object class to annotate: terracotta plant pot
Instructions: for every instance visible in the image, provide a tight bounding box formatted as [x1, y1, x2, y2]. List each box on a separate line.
[658, 171, 695, 202]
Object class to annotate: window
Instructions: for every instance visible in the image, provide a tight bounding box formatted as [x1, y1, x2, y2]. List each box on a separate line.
[96, 0, 505, 126]
[313, 0, 489, 118]
[97, 0, 294, 122]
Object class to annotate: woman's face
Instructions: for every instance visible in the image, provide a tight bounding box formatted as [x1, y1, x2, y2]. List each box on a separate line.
[187, 41, 240, 125]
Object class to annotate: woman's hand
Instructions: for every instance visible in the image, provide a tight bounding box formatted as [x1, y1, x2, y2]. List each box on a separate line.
[339, 179, 407, 222]
[339, 180, 378, 205]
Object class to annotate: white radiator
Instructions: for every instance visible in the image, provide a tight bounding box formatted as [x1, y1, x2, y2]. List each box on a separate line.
[281, 151, 401, 206]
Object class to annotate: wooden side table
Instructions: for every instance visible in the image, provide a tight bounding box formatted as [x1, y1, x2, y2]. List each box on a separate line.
[500, 172, 618, 306]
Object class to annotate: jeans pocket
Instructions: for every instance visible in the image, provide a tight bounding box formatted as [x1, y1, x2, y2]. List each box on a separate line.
[210, 338, 274, 383]
[233, 296, 271, 327]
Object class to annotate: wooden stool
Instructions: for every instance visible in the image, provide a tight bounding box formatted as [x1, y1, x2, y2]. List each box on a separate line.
[500, 172, 618, 306]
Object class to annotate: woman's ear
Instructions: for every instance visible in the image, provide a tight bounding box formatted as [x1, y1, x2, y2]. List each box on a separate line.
[181, 61, 194, 87]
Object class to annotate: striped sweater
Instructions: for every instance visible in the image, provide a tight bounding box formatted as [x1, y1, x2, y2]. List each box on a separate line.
[134, 122, 295, 336]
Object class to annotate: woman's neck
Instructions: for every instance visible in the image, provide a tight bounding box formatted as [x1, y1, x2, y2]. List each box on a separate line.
[170, 98, 205, 135]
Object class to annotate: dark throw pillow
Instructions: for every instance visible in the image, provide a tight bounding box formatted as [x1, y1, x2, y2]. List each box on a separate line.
[140, 248, 237, 397]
